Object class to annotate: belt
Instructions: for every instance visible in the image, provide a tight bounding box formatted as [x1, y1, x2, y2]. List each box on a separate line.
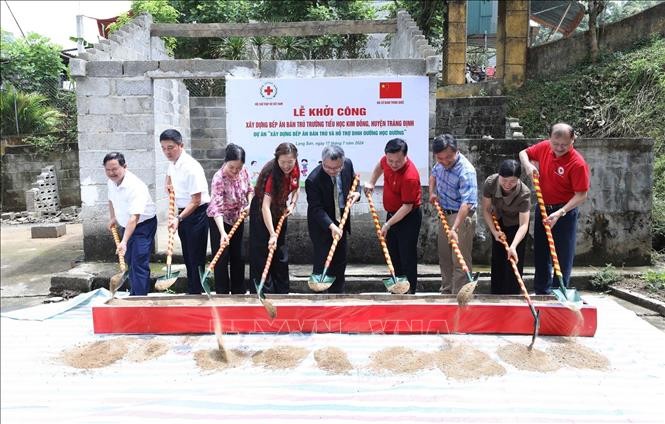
[545, 203, 566, 212]
[137, 216, 157, 227]
[442, 208, 458, 215]
[178, 203, 209, 214]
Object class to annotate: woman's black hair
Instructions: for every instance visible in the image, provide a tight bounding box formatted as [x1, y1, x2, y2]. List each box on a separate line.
[224, 143, 246, 163]
[498, 159, 521, 178]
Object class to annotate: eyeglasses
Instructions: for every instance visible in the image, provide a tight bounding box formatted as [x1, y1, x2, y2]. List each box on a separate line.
[322, 163, 344, 173]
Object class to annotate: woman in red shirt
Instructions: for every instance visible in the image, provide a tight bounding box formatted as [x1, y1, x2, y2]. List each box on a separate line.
[249, 142, 300, 294]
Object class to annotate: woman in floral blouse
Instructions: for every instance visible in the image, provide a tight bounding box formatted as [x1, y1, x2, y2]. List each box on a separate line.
[206, 143, 254, 294]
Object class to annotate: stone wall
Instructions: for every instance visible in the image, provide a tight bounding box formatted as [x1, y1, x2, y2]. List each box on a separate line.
[1, 144, 80, 211]
[285, 137, 653, 266]
[189, 97, 227, 182]
[435, 97, 507, 139]
[527, 3, 665, 78]
[71, 13, 190, 260]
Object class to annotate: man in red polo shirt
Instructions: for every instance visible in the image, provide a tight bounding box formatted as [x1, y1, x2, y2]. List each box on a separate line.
[365, 138, 422, 294]
[519, 123, 590, 294]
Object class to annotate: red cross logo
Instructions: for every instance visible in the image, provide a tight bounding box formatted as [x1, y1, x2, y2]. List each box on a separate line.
[260, 82, 277, 99]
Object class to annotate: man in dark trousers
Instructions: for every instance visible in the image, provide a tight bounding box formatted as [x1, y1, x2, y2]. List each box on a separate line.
[305, 145, 360, 293]
[160, 129, 210, 295]
[365, 138, 422, 294]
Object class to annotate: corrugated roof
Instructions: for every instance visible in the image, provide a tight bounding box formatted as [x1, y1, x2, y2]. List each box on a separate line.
[530, 0, 586, 37]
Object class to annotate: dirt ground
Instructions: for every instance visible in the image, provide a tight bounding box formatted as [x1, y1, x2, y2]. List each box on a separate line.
[613, 277, 665, 303]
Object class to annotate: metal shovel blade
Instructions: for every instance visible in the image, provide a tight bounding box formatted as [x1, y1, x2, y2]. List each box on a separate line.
[528, 308, 541, 350]
[252, 278, 277, 319]
[200, 267, 213, 299]
[307, 273, 336, 292]
[155, 265, 180, 291]
[109, 270, 129, 294]
[552, 287, 583, 311]
[456, 272, 480, 307]
[383, 275, 410, 294]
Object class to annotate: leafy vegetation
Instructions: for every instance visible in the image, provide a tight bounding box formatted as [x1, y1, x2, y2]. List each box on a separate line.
[0, 86, 63, 137]
[508, 35, 665, 248]
[590, 264, 623, 290]
[0, 32, 66, 98]
[643, 270, 665, 292]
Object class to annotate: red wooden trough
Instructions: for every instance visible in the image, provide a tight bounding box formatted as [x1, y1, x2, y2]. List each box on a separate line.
[92, 294, 597, 336]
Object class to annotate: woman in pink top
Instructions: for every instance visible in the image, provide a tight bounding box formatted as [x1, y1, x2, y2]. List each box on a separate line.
[207, 143, 254, 294]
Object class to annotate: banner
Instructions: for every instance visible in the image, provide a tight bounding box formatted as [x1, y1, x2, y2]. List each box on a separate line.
[226, 76, 429, 185]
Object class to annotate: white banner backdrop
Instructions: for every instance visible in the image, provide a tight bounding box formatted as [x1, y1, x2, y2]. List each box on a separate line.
[226, 76, 429, 185]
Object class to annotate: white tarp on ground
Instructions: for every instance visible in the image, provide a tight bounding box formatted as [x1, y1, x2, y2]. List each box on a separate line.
[1, 293, 664, 423]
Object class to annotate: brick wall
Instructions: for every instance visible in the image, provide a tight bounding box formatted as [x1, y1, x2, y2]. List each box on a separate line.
[189, 97, 227, 182]
[1, 144, 80, 211]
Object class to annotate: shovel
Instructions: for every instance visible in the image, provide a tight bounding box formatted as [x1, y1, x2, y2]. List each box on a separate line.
[200, 210, 249, 298]
[109, 224, 129, 295]
[308, 174, 360, 292]
[253, 202, 294, 319]
[491, 213, 540, 349]
[155, 188, 180, 291]
[432, 200, 479, 306]
[531, 171, 582, 310]
[364, 189, 410, 294]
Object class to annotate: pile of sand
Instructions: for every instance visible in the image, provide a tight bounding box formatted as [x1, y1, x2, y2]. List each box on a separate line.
[548, 340, 610, 370]
[434, 342, 506, 380]
[194, 348, 250, 371]
[126, 340, 169, 362]
[252, 345, 309, 369]
[314, 347, 354, 374]
[61, 337, 134, 369]
[497, 343, 561, 372]
[370, 346, 432, 374]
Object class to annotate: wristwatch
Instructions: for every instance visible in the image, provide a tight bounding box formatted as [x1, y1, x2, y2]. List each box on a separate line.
[177, 215, 183, 223]
[559, 207, 567, 217]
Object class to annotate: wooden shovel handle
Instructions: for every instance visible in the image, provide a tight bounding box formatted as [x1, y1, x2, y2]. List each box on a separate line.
[110, 225, 126, 272]
[364, 189, 396, 276]
[433, 200, 469, 274]
[531, 171, 563, 279]
[208, 210, 248, 272]
[259, 201, 294, 285]
[166, 188, 176, 266]
[491, 213, 534, 307]
[323, 174, 360, 269]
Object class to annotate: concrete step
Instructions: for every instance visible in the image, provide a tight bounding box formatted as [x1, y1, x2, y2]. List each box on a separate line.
[49, 262, 614, 296]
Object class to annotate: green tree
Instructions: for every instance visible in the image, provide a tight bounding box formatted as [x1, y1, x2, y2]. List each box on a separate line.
[0, 85, 63, 136]
[0, 32, 66, 99]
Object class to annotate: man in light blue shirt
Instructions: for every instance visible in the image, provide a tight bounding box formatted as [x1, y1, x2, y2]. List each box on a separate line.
[428, 134, 478, 294]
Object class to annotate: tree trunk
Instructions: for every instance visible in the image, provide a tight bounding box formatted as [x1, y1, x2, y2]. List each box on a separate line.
[588, 0, 606, 63]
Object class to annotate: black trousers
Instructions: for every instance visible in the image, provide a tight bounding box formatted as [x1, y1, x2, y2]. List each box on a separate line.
[177, 203, 209, 294]
[490, 219, 527, 295]
[209, 218, 245, 294]
[248, 197, 290, 294]
[310, 222, 348, 294]
[386, 207, 422, 294]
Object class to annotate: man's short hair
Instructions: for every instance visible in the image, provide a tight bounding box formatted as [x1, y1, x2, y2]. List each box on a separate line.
[159, 129, 183, 145]
[432, 134, 458, 154]
[550, 123, 574, 138]
[103, 151, 126, 166]
[321, 145, 345, 161]
[385, 138, 408, 155]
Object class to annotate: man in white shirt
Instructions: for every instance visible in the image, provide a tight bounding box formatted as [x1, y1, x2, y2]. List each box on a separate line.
[105, 152, 157, 295]
[160, 129, 211, 294]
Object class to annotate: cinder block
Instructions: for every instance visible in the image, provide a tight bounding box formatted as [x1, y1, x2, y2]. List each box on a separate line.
[123, 60, 159, 76]
[115, 79, 153, 95]
[69, 59, 86, 77]
[31, 224, 67, 238]
[76, 78, 111, 96]
[87, 61, 123, 77]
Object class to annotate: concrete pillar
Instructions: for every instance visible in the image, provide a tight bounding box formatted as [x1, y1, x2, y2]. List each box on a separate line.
[496, 0, 528, 88]
[445, 0, 467, 85]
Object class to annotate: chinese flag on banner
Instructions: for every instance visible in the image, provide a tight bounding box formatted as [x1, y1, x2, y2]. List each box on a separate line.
[379, 81, 402, 99]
